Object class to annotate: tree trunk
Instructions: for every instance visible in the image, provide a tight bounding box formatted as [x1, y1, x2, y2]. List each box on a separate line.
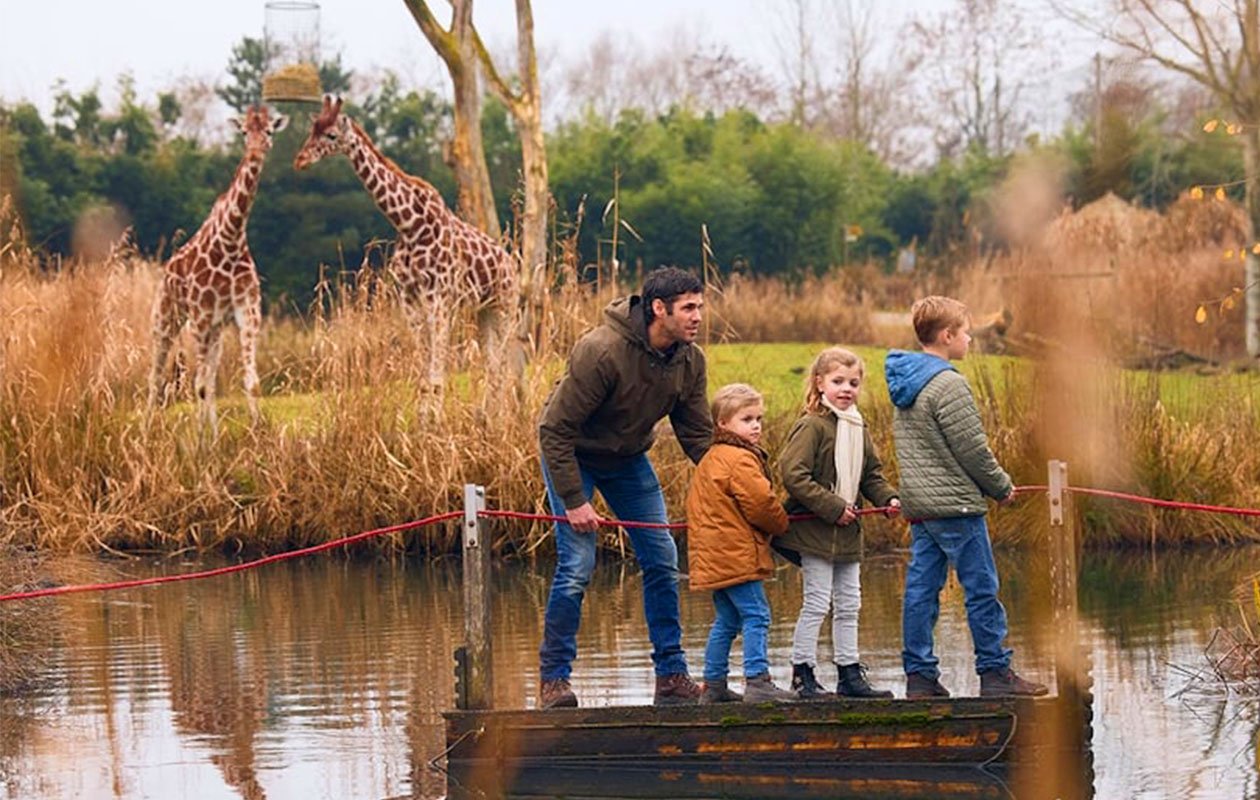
[449, 53, 500, 235]
[475, 0, 548, 281]
[517, 99, 549, 280]
[403, 0, 500, 235]
[1243, 130, 1260, 359]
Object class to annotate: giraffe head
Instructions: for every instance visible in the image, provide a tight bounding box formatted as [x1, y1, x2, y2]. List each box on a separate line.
[231, 105, 289, 158]
[294, 95, 353, 171]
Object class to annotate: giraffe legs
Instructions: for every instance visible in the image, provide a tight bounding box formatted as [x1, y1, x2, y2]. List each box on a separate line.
[402, 292, 449, 391]
[148, 287, 184, 409]
[476, 302, 527, 386]
[194, 321, 226, 436]
[234, 296, 262, 425]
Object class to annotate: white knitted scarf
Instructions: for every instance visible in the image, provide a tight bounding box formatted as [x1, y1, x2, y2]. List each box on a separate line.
[820, 396, 864, 506]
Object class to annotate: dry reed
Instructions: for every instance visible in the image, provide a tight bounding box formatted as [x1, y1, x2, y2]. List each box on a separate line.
[3, 191, 1259, 556]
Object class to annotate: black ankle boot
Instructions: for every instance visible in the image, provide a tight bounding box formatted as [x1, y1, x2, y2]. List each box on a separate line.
[791, 663, 833, 701]
[837, 663, 893, 698]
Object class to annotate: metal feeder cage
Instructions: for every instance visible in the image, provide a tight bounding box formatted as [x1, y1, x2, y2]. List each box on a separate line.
[261, 1, 323, 104]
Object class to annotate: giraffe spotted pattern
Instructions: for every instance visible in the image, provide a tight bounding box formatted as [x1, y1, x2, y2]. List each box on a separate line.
[294, 95, 518, 387]
[148, 105, 289, 433]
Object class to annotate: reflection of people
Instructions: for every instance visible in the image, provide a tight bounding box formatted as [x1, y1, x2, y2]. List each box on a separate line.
[885, 296, 1048, 699]
[537, 267, 713, 709]
[685, 384, 791, 704]
[778, 348, 900, 701]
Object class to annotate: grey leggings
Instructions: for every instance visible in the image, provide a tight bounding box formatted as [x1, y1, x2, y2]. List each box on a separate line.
[791, 554, 861, 666]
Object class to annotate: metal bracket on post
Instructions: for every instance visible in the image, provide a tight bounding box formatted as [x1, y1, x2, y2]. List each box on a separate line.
[1048, 459, 1067, 526]
[464, 483, 484, 550]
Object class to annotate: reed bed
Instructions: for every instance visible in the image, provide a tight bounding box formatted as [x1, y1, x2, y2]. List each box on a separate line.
[3, 189, 1260, 557]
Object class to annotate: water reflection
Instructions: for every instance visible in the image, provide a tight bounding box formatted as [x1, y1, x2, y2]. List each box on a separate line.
[0, 547, 1256, 799]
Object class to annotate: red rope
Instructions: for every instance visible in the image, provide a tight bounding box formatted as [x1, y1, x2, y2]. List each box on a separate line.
[479, 505, 893, 530]
[1066, 486, 1260, 518]
[0, 511, 463, 603]
[4, 484, 1257, 603]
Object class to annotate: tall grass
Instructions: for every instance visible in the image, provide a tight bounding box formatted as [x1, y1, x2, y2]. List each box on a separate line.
[2, 191, 1259, 556]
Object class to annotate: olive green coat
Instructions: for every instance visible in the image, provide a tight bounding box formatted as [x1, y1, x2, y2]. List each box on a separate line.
[777, 411, 898, 563]
[539, 296, 712, 509]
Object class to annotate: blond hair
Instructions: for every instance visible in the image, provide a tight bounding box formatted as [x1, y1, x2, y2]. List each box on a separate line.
[911, 296, 970, 346]
[711, 383, 764, 424]
[802, 347, 864, 415]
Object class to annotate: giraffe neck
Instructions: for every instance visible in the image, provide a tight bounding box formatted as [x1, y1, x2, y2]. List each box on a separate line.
[345, 121, 448, 238]
[215, 149, 266, 241]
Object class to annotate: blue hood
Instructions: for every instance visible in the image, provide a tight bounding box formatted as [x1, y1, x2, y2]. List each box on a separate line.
[885, 350, 955, 408]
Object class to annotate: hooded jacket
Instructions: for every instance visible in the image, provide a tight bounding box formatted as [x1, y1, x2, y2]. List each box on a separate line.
[684, 430, 789, 591]
[539, 295, 713, 509]
[777, 410, 898, 563]
[884, 350, 1012, 520]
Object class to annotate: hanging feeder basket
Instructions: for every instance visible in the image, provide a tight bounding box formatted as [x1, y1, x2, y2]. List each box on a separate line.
[261, 1, 323, 104]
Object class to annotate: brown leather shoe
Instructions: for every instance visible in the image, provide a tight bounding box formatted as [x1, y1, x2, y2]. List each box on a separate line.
[905, 671, 951, 699]
[654, 672, 702, 706]
[540, 677, 578, 709]
[980, 667, 1049, 697]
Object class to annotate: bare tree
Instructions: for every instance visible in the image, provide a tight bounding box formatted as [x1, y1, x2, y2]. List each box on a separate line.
[560, 30, 779, 122]
[403, 0, 500, 235]
[469, 1, 549, 285]
[815, 1, 916, 165]
[766, 0, 824, 127]
[1059, 0, 1260, 358]
[905, 0, 1052, 158]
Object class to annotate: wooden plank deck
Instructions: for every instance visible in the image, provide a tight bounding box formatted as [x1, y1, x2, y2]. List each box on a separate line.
[443, 694, 1068, 767]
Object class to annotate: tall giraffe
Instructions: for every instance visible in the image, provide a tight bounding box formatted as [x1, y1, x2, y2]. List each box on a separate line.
[148, 105, 288, 432]
[293, 95, 518, 387]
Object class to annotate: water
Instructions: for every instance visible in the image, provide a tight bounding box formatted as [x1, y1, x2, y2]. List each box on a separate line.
[1, 546, 1257, 799]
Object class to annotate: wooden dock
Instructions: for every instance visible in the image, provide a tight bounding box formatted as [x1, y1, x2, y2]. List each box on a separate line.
[444, 693, 1083, 766]
[442, 463, 1093, 797]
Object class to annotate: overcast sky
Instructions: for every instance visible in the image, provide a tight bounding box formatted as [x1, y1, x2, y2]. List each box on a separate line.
[0, 1, 775, 106]
[1, 0, 1101, 147]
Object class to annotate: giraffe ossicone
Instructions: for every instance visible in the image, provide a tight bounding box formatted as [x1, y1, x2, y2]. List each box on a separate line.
[148, 105, 288, 434]
[294, 94, 519, 389]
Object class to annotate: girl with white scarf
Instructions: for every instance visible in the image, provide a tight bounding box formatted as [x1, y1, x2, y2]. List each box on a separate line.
[777, 347, 901, 699]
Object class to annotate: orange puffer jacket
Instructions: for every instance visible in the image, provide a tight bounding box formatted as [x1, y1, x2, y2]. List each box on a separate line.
[685, 431, 790, 591]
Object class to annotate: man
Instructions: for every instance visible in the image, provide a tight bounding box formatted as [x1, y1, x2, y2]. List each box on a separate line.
[538, 266, 713, 709]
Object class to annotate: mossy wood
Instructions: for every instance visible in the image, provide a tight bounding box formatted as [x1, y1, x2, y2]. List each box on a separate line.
[444, 695, 1080, 766]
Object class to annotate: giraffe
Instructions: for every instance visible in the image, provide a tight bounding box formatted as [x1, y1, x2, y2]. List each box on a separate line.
[293, 95, 518, 388]
[148, 105, 288, 433]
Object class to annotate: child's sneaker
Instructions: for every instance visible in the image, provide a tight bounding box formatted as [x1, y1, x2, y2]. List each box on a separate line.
[742, 673, 796, 703]
[701, 677, 743, 703]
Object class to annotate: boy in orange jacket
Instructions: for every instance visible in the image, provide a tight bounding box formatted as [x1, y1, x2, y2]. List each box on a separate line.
[685, 383, 793, 703]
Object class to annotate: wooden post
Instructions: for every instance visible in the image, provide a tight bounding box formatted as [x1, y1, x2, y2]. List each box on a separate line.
[1047, 460, 1079, 652]
[459, 483, 493, 710]
[1045, 460, 1092, 793]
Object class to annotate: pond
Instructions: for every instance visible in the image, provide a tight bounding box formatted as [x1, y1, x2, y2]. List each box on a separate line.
[1, 544, 1257, 799]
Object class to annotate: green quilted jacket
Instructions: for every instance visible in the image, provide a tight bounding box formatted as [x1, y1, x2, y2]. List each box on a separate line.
[884, 350, 1012, 521]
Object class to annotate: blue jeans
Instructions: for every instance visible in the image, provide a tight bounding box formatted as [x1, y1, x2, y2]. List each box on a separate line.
[539, 454, 688, 681]
[902, 515, 1013, 678]
[704, 581, 771, 681]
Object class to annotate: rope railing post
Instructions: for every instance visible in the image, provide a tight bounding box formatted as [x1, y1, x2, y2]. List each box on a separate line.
[1047, 460, 1079, 655]
[458, 483, 493, 711]
[1046, 460, 1093, 780]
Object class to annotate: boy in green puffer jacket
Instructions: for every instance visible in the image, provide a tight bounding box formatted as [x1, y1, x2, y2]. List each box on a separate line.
[885, 296, 1048, 700]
